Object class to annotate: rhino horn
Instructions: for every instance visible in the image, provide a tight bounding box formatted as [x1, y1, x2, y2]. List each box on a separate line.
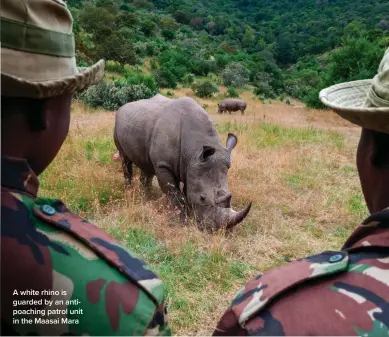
[224, 202, 252, 229]
[215, 193, 232, 208]
[226, 133, 238, 151]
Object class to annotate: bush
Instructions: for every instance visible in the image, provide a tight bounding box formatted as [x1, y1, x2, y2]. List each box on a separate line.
[226, 87, 239, 98]
[81, 82, 155, 110]
[166, 91, 174, 96]
[253, 72, 277, 99]
[192, 81, 219, 98]
[182, 73, 195, 87]
[285, 98, 291, 105]
[221, 62, 250, 87]
[122, 69, 158, 93]
[105, 60, 124, 73]
[156, 67, 178, 88]
[162, 29, 175, 40]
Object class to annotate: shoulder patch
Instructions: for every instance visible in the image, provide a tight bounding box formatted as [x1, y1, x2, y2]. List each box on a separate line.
[231, 250, 350, 327]
[32, 199, 162, 306]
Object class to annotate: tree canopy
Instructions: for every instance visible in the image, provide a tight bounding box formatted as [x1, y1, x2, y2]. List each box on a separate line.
[71, 0, 389, 107]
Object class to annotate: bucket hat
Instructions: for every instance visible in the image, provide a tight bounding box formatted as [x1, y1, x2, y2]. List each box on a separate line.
[320, 47, 389, 134]
[1, 0, 104, 99]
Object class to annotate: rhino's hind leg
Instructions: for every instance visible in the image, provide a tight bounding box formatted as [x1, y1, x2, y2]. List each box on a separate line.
[140, 171, 154, 196]
[122, 156, 133, 187]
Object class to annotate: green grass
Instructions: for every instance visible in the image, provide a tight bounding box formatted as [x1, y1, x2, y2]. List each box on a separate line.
[83, 137, 116, 165]
[39, 135, 123, 216]
[106, 225, 256, 330]
[216, 122, 345, 150]
[348, 193, 368, 217]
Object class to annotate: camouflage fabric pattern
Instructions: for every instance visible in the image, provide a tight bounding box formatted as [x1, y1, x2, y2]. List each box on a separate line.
[214, 209, 389, 336]
[1, 156, 171, 336]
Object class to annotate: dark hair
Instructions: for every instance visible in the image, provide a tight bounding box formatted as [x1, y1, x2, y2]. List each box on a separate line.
[1, 96, 47, 131]
[372, 129, 389, 167]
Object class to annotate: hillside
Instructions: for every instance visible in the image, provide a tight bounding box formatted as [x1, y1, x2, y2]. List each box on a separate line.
[69, 0, 388, 108]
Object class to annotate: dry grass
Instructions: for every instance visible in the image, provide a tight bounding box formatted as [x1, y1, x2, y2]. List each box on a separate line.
[39, 92, 367, 335]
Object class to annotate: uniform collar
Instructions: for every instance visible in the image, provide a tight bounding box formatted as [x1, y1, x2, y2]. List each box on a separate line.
[1, 156, 39, 199]
[342, 207, 389, 251]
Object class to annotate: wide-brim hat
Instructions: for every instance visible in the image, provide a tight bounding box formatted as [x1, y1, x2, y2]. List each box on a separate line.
[1, 0, 105, 99]
[319, 48, 389, 134]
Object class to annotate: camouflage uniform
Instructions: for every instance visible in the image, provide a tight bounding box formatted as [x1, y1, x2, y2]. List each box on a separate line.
[1, 156, 171, 336]
[214, 211, 389, 336]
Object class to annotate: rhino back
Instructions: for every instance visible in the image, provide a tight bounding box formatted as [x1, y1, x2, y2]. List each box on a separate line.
[115, 94, 172, 172]
[221, 99, 245, 110]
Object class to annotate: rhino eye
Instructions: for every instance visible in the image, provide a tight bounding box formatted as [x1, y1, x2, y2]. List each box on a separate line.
[201, 146, 215, 162]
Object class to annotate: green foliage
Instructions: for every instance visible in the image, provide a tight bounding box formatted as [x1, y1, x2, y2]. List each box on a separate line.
[82, 82, 155, 110]
[122, 68, 159, 93]
[156, 67, 178, 88]
[69, 0, 388, 108]
[226, 87, 239, 98]
[192, 81, 219, 98]
[181, 73, 195, 87]
[221, 62, 249, 88]
[105, 60, 124, 73]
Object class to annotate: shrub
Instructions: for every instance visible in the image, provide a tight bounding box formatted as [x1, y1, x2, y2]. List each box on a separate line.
[182, 73, 195, 87]
[123, 69, 158, 93]
[286, 98, 291, 105]
[226, 87, 239, 98]
[156, 67, 178, 88]
[257, 94, 266, 103]
[166, 91, 174, 96]
[82, 82, 155, 110]
[192, 81, 219, 98]
[105, 60, 124, 73]
[162, 29, 175, 40]
[222, 62, 250, 87]
[253, 72, 277, 99]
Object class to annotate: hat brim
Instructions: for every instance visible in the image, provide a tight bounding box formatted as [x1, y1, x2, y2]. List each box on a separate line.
[1, 59, 105, 99]
[319, 79, 389, 134]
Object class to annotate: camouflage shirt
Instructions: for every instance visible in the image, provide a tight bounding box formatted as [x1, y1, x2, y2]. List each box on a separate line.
[1, 156, 171, 336]
[214, 209, 389, 336]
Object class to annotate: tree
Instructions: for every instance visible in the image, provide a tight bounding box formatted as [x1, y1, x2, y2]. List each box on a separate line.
[222, 62, 250, 87]
[173, 10, 191, 24]
[190, 17, 203, 30]
[242, 26, 255, 48]
[192, 81, 219, 98]
[140, 19, 157, 36]
[275, 34, 295, 64]
[96, 34, 136, 65]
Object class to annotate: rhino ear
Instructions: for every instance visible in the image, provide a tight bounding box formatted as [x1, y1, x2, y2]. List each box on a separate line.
[200, 146, 216, 162]
[226, 133, 238, 152]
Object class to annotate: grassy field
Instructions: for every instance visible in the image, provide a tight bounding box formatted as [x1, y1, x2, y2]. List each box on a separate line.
[39, 88, 368, 335]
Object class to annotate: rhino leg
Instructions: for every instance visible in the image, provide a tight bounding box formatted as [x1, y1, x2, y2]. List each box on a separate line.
[122, 156, 133, 187]
[140, 171, 154, 195]
[155, 166, 188, 224]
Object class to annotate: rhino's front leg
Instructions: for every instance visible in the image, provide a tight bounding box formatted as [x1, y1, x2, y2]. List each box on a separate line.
[155, 164, 188, 224]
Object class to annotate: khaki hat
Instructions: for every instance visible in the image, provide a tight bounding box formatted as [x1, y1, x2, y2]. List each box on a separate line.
[1, 0, 105, 99]
[320, 47, 389, 134]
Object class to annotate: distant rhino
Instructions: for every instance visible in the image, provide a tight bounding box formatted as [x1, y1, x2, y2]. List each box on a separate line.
[114, 94, 251, 230]
[218, 99, 247, 115]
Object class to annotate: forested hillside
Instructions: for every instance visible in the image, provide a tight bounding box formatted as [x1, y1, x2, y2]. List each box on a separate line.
[69, 0, 389, 108]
